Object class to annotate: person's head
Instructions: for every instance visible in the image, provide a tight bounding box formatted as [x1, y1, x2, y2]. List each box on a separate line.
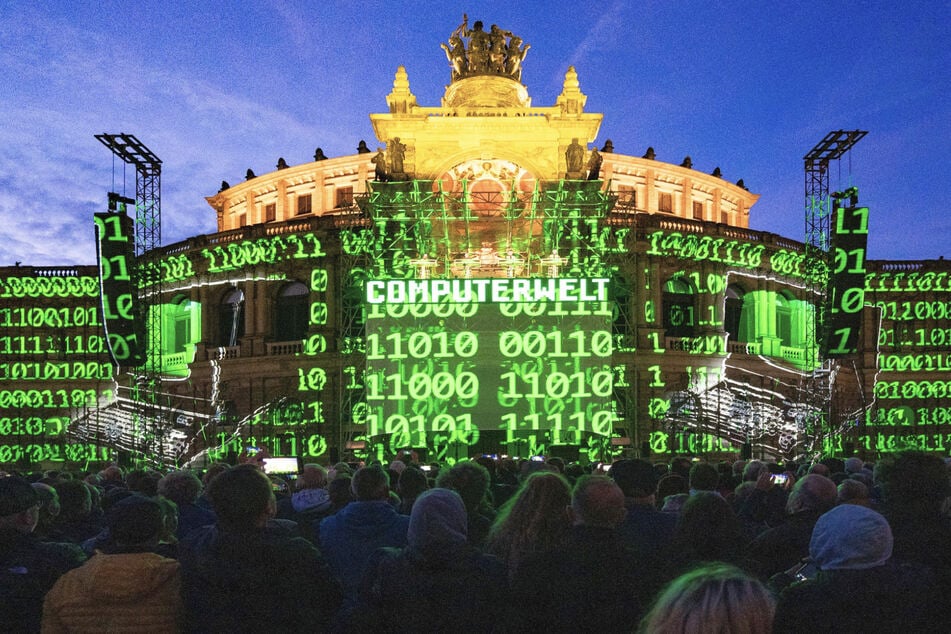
[609, 459, 658, 500]
[31, 482, 60, 525]
[656, 474, 688, 509]
[205, 464, 275, 529]
[786, 474, 838, 515]
[670, 457, 693, 480]
[810, 504, 892, 570]
[296, 464, 328, 491]
[158, 470, 203, 506]
[808, 463, 831, 478]
[742, 460, 767, 481]
[351, 465, 391, 502]
[407, 488, 468, 555]
[474, 455, 496, 477]
[106, 495, 164, 552]
[201, 463, 230, 489]
[328, 475, 355, 509]
[837, 479, 871, 507]
[675, 491, 742, 560]
[436, 461, 490, 513]
[569, 475, 626, 528]
[688, 462, 719, 492]
[640, 563, 775, 634]
[397, 466, 429, 501]
[99, 465, 124, 486]
[844, 456, 865, 474]
[874, 451, 950, 512]
[53, 479, 92, 520]
[126, 469, 160, 497]
[490, 471, 571, 538]
[0, 476, 41, 534]
[546, 457, 565, 474]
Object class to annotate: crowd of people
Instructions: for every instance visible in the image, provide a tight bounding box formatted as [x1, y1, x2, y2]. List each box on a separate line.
[2, 450, 950, 632]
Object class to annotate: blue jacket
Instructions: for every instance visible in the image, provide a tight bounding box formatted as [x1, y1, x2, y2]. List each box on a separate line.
[317, 501, 409, 605]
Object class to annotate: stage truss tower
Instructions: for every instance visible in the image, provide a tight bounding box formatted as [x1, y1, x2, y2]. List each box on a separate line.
[801, 130, 866, 451]
[95, 133, 168, 463]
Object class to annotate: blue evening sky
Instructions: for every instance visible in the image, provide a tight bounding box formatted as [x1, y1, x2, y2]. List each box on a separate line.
[1, 1, 947, 266]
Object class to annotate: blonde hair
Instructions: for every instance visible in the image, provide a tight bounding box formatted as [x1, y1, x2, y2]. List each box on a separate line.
[640, 563, 775, 634]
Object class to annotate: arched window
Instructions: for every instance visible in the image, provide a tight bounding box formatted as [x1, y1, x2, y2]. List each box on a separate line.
[776, 292, 794, 347]
[725, 284, 746, 343]
[663, 276, 696, 338]
[168, 294, 200, 354]
[274, 281, 309, 341]
[219, 288, 245, 347]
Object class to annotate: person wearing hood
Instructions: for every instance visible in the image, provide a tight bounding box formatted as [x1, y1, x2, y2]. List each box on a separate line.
[353, 488, 508, 631]
[316, 465, 409, 618]
[41, 495, 181, 633]
[275, 464, 332, 541]
[773, 504, 945, 632]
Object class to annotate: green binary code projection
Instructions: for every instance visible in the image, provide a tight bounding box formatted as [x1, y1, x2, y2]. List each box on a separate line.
[362, 278, 617, 455]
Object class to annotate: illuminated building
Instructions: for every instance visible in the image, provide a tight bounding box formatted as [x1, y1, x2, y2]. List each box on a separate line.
[1, 21, 948, 467]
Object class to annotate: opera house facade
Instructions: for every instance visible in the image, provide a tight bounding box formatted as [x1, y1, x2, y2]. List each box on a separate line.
[1, 22, 948, 468]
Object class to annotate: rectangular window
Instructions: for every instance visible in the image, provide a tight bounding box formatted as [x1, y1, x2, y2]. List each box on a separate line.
[265, 203, 276, 222]
[616, 185, 636, 210]
[335, 186, 354, 208]
[721, 209, 730, 224]
[693, 200, 704, 220]
[297, 194, 312, 216]
[658, 192, 673, 213]
[237, 214, 246, 227]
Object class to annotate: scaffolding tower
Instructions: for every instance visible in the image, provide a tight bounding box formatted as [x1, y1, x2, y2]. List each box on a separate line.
[95, 133, 168, 464]
[801, 130, 866, 453]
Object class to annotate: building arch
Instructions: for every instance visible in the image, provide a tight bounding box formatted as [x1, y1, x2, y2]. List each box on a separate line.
[274, 281, 309, 342]
[218, 287, 245, 347]
[662, 276, 697, 338]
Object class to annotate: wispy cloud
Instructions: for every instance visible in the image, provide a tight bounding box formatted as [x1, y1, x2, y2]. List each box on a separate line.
[0, 9, 340, 266]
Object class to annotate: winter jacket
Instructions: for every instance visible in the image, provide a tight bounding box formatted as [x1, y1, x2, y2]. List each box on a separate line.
[41, 552, 181, 633]
[317, 500, 409, 606]
[178, 522, 341, 633]
[1, 528, 85, 634]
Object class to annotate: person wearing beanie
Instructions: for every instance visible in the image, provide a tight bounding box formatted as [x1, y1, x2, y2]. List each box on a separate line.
[352, 488, 508, 631]
[0, 476, 86, 633]
[42, 495, 182, 633]
[773, 504, 945, 632]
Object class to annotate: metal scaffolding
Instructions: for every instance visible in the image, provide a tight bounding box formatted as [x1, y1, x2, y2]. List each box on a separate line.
[801, 130, 866, 454]
[95, 133, 168, 464]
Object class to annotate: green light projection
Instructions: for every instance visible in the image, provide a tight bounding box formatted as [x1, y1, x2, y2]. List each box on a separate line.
[95, 211, 144, 366]
[0, 263, 115, 464]
[362, 280, 617, 455]
[339, 174, 626, 462]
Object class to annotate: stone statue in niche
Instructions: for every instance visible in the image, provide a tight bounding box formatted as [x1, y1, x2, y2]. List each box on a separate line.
[565, 138, 585, 179]
[387, 137, 406, 178]
[586, 148, 602, 180]
[372, 149, 388, 182]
